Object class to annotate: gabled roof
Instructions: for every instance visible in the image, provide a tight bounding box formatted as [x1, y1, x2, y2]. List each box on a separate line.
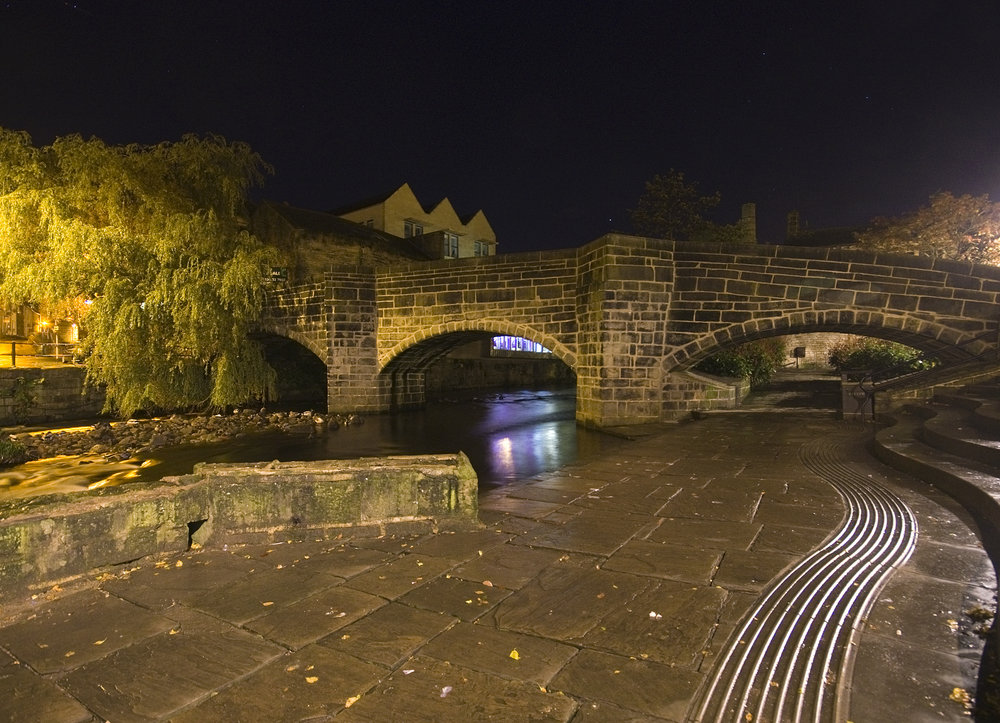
[329, 183, 410, 216]
[257, 201, 430, 259]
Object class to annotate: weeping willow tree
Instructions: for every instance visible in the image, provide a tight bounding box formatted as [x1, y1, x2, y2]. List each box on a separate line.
[0, 128, 280, 416]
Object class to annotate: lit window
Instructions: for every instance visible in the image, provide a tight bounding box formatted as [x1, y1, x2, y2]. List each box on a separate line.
[404, 220, 424, 238]
[491, 335, 552, 355]
[443, 232, 459, 258]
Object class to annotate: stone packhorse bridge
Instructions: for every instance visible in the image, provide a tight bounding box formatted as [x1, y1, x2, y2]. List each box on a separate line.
[263, 234, 1000, 428]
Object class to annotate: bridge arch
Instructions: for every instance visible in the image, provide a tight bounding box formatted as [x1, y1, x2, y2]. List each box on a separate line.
[663, 308, 995, 372]
[255, 324, 327, 361]
[379, 319, 576, 372]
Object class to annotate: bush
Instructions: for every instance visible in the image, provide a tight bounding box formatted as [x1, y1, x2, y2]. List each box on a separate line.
[696, 338, 787, 389]
[0, 436, 28, 467]
[827, 337, 924, 373]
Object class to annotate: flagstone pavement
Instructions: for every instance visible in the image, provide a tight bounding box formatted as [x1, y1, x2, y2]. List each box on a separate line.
[0, 413, 993, 722]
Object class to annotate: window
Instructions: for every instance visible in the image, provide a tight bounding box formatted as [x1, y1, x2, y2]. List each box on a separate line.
[443, 232, 459, 258]
[474, 240, 490, 257]
[404, 220, 424, 238]
[491, 335, 552, 355]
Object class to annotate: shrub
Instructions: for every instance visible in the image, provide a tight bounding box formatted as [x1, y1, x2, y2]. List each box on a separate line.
[827, 337, 924, 373]
[0, 436, 28, 467]
[696, 338, 787, 388]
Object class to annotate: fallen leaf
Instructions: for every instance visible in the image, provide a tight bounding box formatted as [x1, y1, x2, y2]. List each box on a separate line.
[64, 651, 75, 658]
[440, 686, 453, 698]
[482, 580, 494, 587]
[262, 601, 274, 606]
[305, 676, 319, 684]
[345, 694, 361, 707]
[174, 560, 183, 568]
[93, 639, 106, 646]
[509, 649, 520, 660]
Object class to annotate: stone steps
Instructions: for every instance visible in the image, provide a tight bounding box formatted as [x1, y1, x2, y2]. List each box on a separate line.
[874, 389, 1000, 559]
[872, 383, 1000, 718]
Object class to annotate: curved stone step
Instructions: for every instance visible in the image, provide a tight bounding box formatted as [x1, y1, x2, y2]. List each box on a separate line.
[920, 401, 1000, 468]
[874, 406, 1000, 560]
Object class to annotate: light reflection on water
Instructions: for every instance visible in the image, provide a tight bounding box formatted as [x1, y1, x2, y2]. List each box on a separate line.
[0, 388, 621, 497]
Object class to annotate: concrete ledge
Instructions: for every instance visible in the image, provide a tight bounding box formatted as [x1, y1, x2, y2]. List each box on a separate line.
[0, 453, 479, 600]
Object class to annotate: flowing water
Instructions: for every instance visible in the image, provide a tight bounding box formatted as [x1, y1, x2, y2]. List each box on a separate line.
[1, 388, 623, 498]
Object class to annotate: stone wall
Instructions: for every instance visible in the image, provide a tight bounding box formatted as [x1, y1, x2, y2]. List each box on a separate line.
[0, 453, 478, 600]
[424, 357, 575, 395]
[0, 367, 104, 426]
[781, 332, 853, 368]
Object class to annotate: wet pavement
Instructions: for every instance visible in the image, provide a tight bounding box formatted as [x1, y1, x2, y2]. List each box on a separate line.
[0, 411, 994, 722]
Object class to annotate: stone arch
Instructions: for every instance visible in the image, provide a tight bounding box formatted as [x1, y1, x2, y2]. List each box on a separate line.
[379, 318, 576, 372]
[255, 324, 327, 362]
[251, 330, 328, 408]
[663, 309, 994, 372]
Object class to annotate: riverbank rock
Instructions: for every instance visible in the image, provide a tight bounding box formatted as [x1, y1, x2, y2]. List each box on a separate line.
[5, 410, 364, 464]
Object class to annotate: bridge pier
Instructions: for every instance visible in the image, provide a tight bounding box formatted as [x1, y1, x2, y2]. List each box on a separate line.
[325, 269, 386, 414]
[574, 238, 673, 427]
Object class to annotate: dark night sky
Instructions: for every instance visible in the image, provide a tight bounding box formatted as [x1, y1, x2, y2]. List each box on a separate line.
[3, 0, 999, 252]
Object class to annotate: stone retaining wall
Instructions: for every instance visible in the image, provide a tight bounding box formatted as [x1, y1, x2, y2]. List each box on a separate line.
[0, 367, 104, 426]
[0, 453, 478, 600]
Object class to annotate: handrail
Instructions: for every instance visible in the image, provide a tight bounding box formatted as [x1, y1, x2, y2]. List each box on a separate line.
[844, 329, 999, 421]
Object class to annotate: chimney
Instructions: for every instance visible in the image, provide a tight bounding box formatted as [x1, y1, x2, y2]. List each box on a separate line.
[786, 211, 800, 240]
[740, 203, 757, 243]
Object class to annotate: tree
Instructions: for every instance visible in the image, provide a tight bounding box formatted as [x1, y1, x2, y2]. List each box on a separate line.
[855, 192, 1000, 265]
[0, 129, 280, 416]
[628, 169, 737, 242]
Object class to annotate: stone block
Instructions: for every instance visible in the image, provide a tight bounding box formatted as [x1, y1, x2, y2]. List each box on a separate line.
[0, 454, 478, 600]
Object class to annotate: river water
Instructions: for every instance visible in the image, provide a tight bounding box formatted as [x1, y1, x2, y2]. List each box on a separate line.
[1, 388, 623, 498]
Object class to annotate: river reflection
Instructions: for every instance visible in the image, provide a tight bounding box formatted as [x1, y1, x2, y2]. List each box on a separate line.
[1, 388, 621, 497]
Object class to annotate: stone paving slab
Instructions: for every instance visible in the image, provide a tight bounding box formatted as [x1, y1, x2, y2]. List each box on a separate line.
[419, 620, 578, 686]
[171, 645, 385, 721]
[319, 602, 458, 667]
[395, 574, 514, 622]
[578, 580, 727, 666]
[519, 509, 654, 556]
[601, 539, 721, 585]
[646, 516, 761, 550]
[449, 543, 564, 589]
[550, 648, 702, 720]
[99, 549, 256, 610]
[342, 553, 456, 600]
[489, 562, 651, 641]
[0, 589, 175, 674]
[0, 664, 92, 723]
[335, 655, 577, 722]
[751, 520, 835, 554]
[849, 636, 976, 721]
[243, 584, 386, 649]
[188, 565, 344, 625]
[712, 548, 799, 592]
[57, 612, 285, 722]
[399, 528, 513, 562]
